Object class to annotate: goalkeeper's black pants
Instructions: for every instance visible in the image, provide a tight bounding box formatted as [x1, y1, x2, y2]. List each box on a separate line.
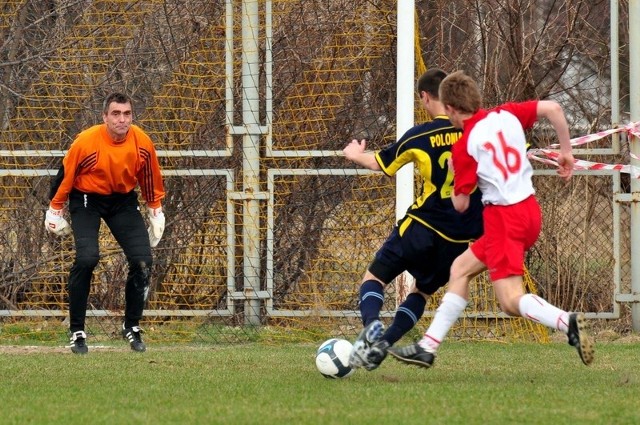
[67, 190, 152, 332]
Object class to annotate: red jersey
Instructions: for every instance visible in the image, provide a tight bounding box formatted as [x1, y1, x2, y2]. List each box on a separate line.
[50, 124, 165, 210]
[452, 101, 538, 205]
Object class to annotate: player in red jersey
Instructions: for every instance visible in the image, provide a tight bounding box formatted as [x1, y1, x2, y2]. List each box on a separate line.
[389, 71, 594, 368]
[46, 92, 166, 354]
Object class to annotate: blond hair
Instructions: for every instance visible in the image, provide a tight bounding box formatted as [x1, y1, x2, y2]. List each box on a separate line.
[439, 71, 482, 114]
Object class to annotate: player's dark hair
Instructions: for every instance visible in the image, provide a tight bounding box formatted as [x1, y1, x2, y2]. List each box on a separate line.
[439, 70, 482, 114]
[416, 68, 447, 99]
[103, 92, 132, 113]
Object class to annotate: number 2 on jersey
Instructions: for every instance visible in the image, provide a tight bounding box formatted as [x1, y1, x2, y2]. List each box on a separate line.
[438, 151, 454, 199]
[483, 131, 521, 180]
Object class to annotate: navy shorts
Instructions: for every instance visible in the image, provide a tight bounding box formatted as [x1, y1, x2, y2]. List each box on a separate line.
[368, 217, 470, 295]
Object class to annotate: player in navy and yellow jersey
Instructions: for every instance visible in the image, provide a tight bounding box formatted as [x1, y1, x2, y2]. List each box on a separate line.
[343, 69, 483, 371]
[376, 116, 482, 242]
[45, 92, 166, 354]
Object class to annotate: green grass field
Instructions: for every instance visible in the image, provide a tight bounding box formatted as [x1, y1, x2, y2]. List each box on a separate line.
[1, 340, 638, 424]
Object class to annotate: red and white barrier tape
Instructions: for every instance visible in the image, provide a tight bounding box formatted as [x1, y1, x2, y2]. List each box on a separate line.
[527, 121, 640, 178]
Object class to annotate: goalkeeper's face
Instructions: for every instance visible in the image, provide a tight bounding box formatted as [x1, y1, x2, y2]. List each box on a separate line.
[103, 101, 133, 142]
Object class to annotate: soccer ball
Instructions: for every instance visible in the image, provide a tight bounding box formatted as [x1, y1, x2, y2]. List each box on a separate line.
[315, 338, 354, 379]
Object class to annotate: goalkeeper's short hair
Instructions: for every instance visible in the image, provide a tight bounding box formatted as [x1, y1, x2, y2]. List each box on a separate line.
[103, 92, 132, 113]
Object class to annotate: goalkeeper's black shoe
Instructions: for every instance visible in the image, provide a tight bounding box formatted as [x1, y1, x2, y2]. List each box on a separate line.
[69, 330, 88, 355]
[567, 312, 594, 366]
[388, 343, 436, 369]
[122, 325, 146, 352]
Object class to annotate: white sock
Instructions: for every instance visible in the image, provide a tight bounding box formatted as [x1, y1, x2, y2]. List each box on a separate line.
[518, 294, 569, 333]
[419, 292, 468, 352]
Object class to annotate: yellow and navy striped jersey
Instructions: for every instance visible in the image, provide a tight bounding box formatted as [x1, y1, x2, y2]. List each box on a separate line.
[375, 116, 483, 242]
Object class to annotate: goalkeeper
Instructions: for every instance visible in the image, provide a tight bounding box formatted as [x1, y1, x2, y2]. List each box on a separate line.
[46, 92, 166, 354]
[343, 69, 483, 370]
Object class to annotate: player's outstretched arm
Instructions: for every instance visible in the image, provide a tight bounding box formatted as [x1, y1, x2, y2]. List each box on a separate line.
[537, 100, 574, 181]
[343, 139, 381, 171]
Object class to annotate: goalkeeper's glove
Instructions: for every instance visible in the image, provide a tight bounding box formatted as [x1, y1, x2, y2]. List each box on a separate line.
[44, 207, 71, 236]
[147, 206, 165, 248]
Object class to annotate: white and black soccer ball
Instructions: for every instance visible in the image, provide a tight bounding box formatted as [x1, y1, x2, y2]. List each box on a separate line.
[315, 338, 354, 379]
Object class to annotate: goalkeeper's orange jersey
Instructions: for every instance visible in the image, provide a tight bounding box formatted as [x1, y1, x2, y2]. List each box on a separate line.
[50, 123, 165, 210]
